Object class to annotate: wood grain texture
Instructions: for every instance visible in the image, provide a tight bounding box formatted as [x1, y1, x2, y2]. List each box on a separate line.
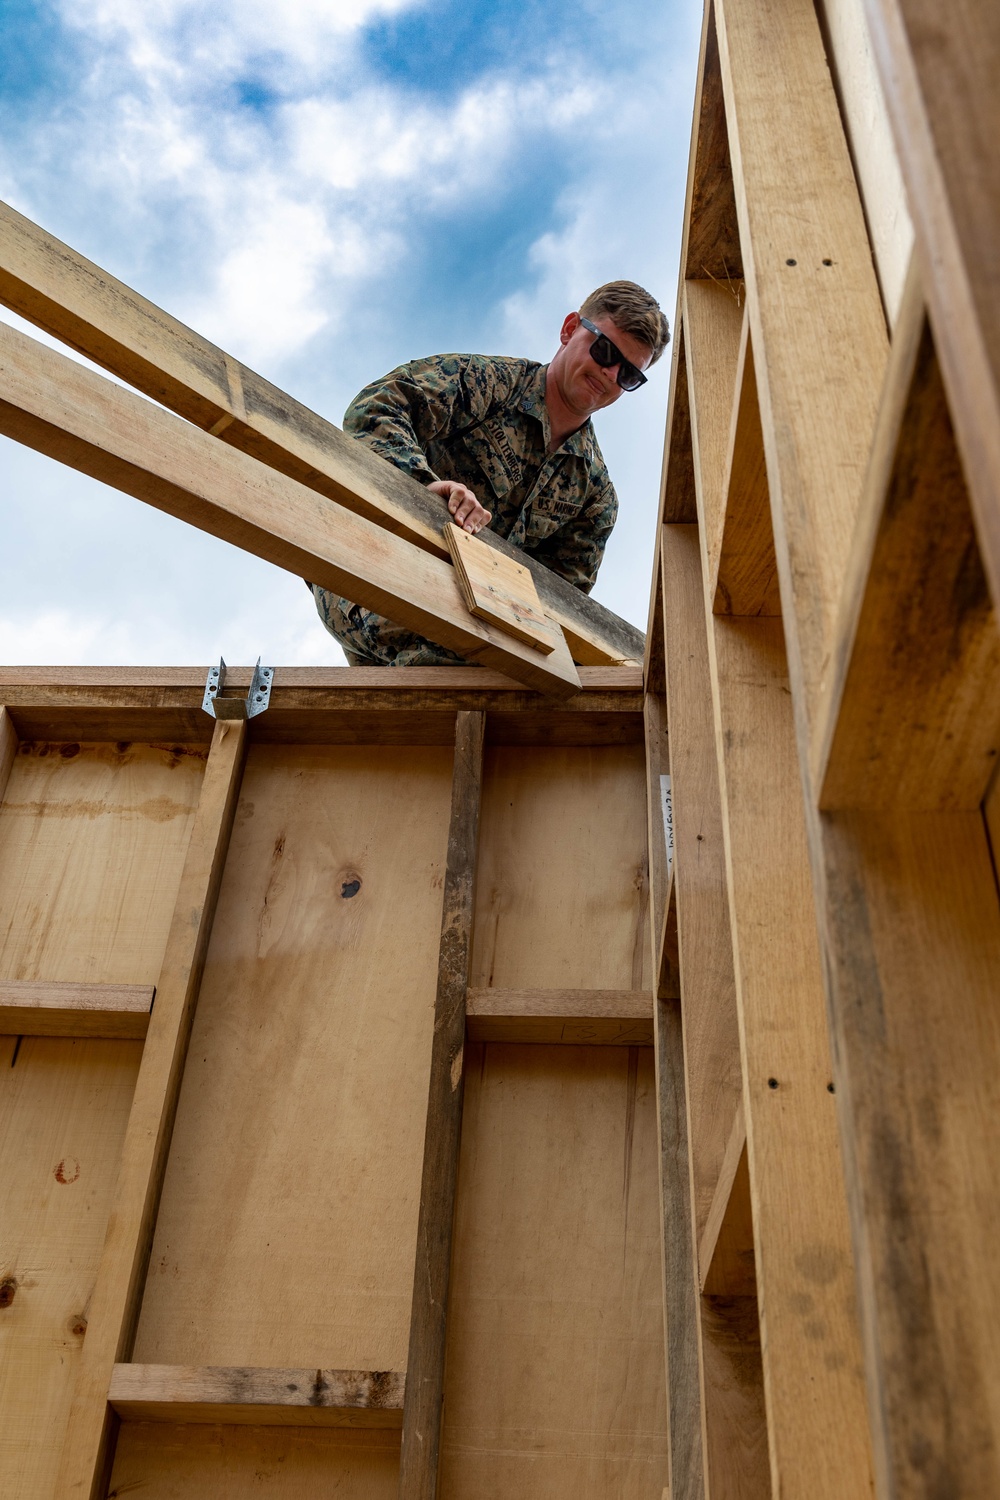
[0, 741, 205, 987]
[819, 282, 1000, 810]
[716, 0, 889, 744]
[0, 198, 642, 669]
[710, 616, 875, 1497]
[862, 0, 1000, 605]
[682, 278, 745, 592]
[0, 1037, 141, 1500]
[444, 525, 558, 655]
[133, 744, 452, 1373]
[699, 1295, 771, 1499]
[0, 320, 580, 698]
[399, 712, 485, 1500]
[470, 745, 649, 993]
[0, 705, 17, 802]
[714, 335, 780, 617]
[55, 718, 247, 1500]
[684, 2, 744, 282]
[441, 1043, 668, 1498]
[466, 988, 652, 1045]
[819, 810, 1000, 1498]
[0, 980, 153, 1039]
[109, 1365, 404, 1428]
[699, 1101, 753, 1296]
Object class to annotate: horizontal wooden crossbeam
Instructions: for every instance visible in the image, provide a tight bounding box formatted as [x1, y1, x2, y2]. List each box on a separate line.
[466, 987, 653, 1045]
[0, 980, 154, 1039]
[0, 199, 643, 669]
[108, 1364, 405, 1428]
[0, 321, 583, 698]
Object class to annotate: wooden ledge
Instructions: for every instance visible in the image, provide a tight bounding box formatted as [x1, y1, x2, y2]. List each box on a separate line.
[0, 980, 154, 1039]
[466, 988, 653, 1045]
[108, 1364, 405, 1429]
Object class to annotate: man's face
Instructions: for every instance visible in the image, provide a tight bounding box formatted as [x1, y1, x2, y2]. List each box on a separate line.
[551, 310, 653, 420]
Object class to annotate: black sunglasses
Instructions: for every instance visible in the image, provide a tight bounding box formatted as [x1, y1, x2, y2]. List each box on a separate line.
[578, 315, 648, 391]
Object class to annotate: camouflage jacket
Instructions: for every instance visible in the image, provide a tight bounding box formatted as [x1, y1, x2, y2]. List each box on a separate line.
[310, 353, 618, 666]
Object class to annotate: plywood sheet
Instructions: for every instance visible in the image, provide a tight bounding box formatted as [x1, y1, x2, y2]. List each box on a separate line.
[470, 746, 649, 990]
[441, 1042, 668, 1498]
[110, 1423, 400, 1498]
[0, 742, 205, 984]
[443, 522, 559, 654]
[0, 1036, 141, 1500]
[133, 744, 453, 1372]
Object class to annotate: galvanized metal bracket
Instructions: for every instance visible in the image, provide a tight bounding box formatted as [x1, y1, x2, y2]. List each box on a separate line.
[202, 658, 273, 720]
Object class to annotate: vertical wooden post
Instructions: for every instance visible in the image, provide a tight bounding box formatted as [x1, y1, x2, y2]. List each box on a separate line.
[54, 717, 247, 1497]
[0, 705, 18, 801]
[398, 709, 486, 1500]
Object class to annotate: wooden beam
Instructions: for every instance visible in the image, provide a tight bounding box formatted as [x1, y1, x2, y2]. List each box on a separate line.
[0, 322, 581, 699]
[465, 988, 652, 1045]
[715, 0, 889, 747]
[54, 717, 247, 1500]
[0, 980, 153, 1039]
[398, 710, 485, 1500]
[862, 0, 1000, 609]
[819, 266, 1000, 810]
[0, 198, 641, 670]
[108, 1364, 404, 1429]
[682, 279, 744, 594]
[698, 1100, 753, 1296]
[0, 704, 17, 802]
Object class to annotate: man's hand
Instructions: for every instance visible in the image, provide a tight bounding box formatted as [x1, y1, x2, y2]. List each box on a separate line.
[428, 479, 492, 535]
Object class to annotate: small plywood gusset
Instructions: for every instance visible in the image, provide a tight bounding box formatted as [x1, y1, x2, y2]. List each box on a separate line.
[443, 523, 560, 655]
[465, 987, 652, 1045]
[0, 320, 580, 699]
[0, 980, 154, 1039]
[0, 198, 642, 670]
[109, 1365, 405, 1429]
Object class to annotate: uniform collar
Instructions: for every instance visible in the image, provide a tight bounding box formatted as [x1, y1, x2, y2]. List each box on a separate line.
[523, 363, 595, 460]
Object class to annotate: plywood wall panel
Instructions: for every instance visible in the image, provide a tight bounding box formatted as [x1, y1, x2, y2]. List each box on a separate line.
[440, 1042, 667, 1499]
[0, 1035, 141, 1500]
[470, 746, 649, 991]
[0, 742, 205, 985]
[110, 1423, 400, 1497]
[132, 743, 453, 1373]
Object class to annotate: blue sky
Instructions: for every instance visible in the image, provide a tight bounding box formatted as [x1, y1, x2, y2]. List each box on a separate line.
[0, 0, 701, 665]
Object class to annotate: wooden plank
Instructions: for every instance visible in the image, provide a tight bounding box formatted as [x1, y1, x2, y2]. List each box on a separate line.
[682, 279, 745, 593]
[441, 1043, 667, 1497]
[0, 198, 642, 670]
[819, 270, 1000, 810]
[109, 1365, 404, 1429]
[654, 997, 704, 1500]
[0, 980, 153, 1039]
[399, 711, 485, 1500]
[443, 524, 559, 655]
[465, 987, 652, 1045]
[862, 0, 1000, 605]
[709, 613, 875, 1498]
[819, 810, 1000, 1498]
[0, 704, 17, 802]
[715, 0, 889, 745]
[714, 334, 780, 617]
[54, 717, 247, 1500]
[0, 320, 581, 699]
[699, 1100, 754, 1296]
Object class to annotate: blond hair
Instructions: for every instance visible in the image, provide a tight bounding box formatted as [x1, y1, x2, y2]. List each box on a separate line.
[579, 280, 670, 364]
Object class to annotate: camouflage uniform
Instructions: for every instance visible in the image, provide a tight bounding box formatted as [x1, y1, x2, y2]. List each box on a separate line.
[309, 353, 618, 665]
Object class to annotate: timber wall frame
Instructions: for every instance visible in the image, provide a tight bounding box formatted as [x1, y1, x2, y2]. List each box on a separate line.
[644, 1, 1000, 1497]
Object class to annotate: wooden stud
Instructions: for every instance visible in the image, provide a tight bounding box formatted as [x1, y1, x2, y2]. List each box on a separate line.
[109, 1364, 404, 1429]
[54, 717, 247, 1499]
[0, 980, 154, 1039]
[465, 987, 652, 1045]
[0, 321, 580, 698]
[862, 0, 1000, 606]
[0, 705, 16, 802]
[682, 279, 745, 593]
[0, 199, 641, 670]
[398, 711, 485, 1500]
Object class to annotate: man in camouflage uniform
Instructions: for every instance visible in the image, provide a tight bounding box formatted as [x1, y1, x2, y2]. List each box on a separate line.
[309, 280, 670, 666]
